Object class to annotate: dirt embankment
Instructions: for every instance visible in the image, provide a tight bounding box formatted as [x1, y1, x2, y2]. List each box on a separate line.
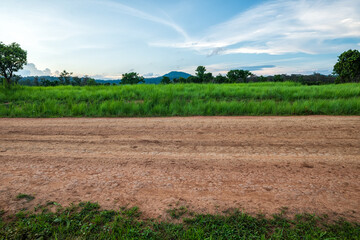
[0, 116, 359, 221]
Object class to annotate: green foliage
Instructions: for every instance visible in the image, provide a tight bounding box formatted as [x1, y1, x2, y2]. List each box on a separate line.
[0, 82, 360, 117]
[59, 70, 73, 85]
[121, 72, 145, 85]
[214, 74, 227, 84]
[194, 66, 214, 83]
[203, 72, 213, 83]
[80, 75, 97, 86]
[40, 78, 60, 86]
[33, 76, 39, 86]
[0, 42, 27, 85]
[0, 202, 359, 239]
[16, 193, 35, 202]
[178, 77, 187, 83]
[258, 75, 267, 82]
[161, 76, 171, 84]
[167, 206, 188, 219]
[333, 49, 360, 83]
[72, 76, 82, 86]
[195, 66, 206, 81]
[227, 69, 252, 83]
[273, 74, 284, 82]
[86, 78, 97, 86]
[186, 75, 199, 83]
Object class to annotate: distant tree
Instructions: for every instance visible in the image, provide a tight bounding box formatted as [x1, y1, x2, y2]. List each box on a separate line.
[40, 78, 51, 86]
[86, 78, 97, 86]
[53, 80, 60, 86]
[59, 70, 73, 85]
[19, 78, 32, 86]
[33, 76, 39, 86]
[195, 66, 208, 83]
[333, 49, 360, 83]
[160, 76, 171, 84]
[0, 42, 27, 86]
[203, 72, 214, 83]
[72, 76, 82, 86]
[178, 77, 187, 83]
[273, 74, 284, 82]
[11, 75, 22, 85]
[258, 75, 267, 82]
[186, 76, 198, 83]
[226, 70, 236, 83]
[214, 74, 227, 84]
[121, 72, 145, 85]
[195, 66, 206, 79]
[226, 70, 252, 83]
[82, 75, 90, 86]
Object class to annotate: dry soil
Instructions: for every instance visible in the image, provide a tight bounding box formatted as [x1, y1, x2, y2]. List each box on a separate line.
[0, 116, 359, 221]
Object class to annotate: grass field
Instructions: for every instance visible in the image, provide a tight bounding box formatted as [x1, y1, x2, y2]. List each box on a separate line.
[1, 202, 359, 239]
[1, 82, 360, 117]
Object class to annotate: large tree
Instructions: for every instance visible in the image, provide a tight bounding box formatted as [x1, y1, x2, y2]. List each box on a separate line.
[195, 66, 212, 83]
[226, 70, 252, 83]
[121, 72, 145, 84]
[0, 42, 27, 85]
[333, 49, 360, 83]
[59, 70, 73, 85]
[195, 66, 206, 80]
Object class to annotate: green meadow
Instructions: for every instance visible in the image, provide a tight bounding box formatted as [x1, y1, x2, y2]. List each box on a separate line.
[1, 82, 359, 117]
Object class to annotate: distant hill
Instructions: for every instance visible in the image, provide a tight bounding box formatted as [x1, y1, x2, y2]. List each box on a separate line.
[163, 71, 192, 79]
[145, 71, 192, 84]
[95, 79, 121, 84]
[19, 71, 192, 85]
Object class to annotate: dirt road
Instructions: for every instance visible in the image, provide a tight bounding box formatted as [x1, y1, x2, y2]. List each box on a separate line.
[0, 117, 359, 221]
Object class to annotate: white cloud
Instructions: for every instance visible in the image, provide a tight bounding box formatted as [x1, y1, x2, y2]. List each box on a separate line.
[175, 58, 333, 76]
[153, 0, 360, 55]
[17, 63, 53, 76]
[143, 72, 161, 78]
[91, 74, 122, 80]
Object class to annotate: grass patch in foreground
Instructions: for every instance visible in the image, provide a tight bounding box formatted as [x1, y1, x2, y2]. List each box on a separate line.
[16, 194, 35, 202]
[1, 82, 360, 117]
[0, 202, 359, 239]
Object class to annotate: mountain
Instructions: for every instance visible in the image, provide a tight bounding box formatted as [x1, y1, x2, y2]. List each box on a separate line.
[145, 71, 192, 84]
[163, 71, 192, 79]
[95, 79, 121, 84]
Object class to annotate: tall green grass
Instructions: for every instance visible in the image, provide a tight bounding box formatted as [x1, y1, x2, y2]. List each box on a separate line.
[1, 82, 359, 117]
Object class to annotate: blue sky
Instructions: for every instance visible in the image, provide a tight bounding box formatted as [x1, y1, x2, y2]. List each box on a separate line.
[1, 0, 360, 79]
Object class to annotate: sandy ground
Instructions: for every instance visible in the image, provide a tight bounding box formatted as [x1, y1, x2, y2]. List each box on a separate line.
[0, 116, 359, 221]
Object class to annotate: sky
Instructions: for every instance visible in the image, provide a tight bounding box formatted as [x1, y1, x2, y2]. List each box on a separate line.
[1, 0, 360, 79]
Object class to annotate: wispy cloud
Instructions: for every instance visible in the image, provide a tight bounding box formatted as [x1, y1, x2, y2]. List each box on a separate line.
[96, 0, 189, 40]
[153, 0, 360, 55]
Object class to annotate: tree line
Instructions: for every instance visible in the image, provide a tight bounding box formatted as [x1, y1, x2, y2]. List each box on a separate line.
[1, 41, 360, 87]
[17, 71, 144, 86]
[160, 66, 337, 85]
[26, 71, 100, 87]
